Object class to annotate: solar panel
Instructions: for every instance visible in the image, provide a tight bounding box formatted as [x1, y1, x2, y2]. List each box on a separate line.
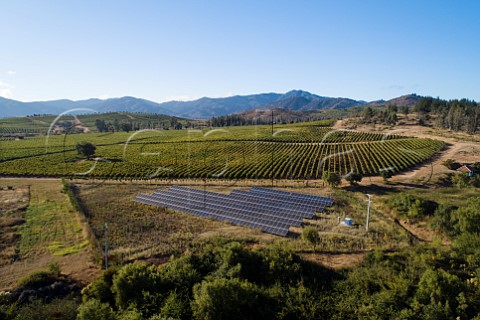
[133, 186, 334, 237]
[251, 187, 335, 206]
[162, 187, 311, 221]
[147, 191, 302, 226]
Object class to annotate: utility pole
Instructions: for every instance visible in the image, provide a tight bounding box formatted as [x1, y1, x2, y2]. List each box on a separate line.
[365, 194, 372, 232]
[104, 223, 108, 269]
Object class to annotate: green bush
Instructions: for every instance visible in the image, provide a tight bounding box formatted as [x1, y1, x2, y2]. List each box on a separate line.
[322, 171, 341, 188]
[452, 172, 471, 188]
[387, 193, 438, 219]
[345, 172, 363, 185]
[81, 267, 118, 306]
[302, 226, 320, 252]
[13, 298, 79, 320]
[111, 262, 164, 313]
[159, 291, 190, 319]
[191, 278, 275, 320]
[16, 270, 55, 289]
[430, 204, 456, 236]
[76, 299, 115, 320]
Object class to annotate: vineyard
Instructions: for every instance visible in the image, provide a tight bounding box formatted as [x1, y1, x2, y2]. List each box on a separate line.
[0, 112, 186, 137]
[0, 121, 445, 179]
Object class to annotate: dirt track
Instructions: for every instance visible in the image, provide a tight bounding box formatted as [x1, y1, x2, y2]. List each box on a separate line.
[334, 121, 479, 185]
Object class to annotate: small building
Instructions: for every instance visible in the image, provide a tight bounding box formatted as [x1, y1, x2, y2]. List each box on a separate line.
[457, 164, 475, 177]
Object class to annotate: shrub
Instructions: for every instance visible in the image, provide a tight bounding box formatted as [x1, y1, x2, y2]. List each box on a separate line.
[81, 267, 118, 306]
[111, 262, 164, 312]
[77, 299, 116, 320]
[442, 159, 460, 170]
[16, 270, 55, 289]
[302, 227, 320, 252]
[13, 298, 79, 320]
[387, 193, 438, 219]
[322, 171, 341, 188]
[191, 278, 275, 320]
[380, 169, 393, 181]
[48, 262, 61, 276]
[345, 172, 363, 185]
[430, 204, 456, 236]
[76, 142, 96, 159]
[452, 172, 471, 188]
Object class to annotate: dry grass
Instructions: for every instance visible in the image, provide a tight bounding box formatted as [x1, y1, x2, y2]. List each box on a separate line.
[301, 252, 365, 270]
[0, 178, 100, 291]
[0, 185, 29, 214]
[0, 186, 29, 268]
[74, 181, 413, 264]
[74, 182, 284, 264]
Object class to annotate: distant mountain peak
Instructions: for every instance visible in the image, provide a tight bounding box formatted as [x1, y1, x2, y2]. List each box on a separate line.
[0, 91, 416, 119]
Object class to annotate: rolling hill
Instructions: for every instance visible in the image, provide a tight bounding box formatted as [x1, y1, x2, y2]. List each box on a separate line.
[0, 91, 421, 119]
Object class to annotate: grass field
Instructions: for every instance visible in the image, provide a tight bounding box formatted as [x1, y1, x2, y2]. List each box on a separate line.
[0, 179, 98, 290]
[71, 180, 413, 266]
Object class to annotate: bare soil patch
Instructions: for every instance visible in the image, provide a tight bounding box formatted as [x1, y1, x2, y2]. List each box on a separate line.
[301, 252, 365, 270]
[73, 115, 91, 133]
[0, 185, 29, 214]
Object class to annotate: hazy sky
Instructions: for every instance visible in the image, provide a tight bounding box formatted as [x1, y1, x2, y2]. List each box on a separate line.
[1, 0, 479, 102]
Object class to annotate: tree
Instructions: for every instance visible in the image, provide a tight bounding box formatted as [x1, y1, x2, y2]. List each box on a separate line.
[120, 122, 132, 133]
[362, 106, 374, 123]
[430, 204, 456, 236]
[81, 267, 118, 306]
[76, 142, 96, 159]
[451, 172, 470, 188]
[345, 172, 363, 186]
[95, 119, 108, 132]
[113, 118, 120, 132]
[159, 291, 190, 319]
[380, 169, 393, 182]
[322, 171, 341, 188]
[451, 197, 480, 234]
[77, 299, 116, 320]
[191, 278, 274, 320]
[414, 268, 465, 319]
[302, 226, 320, 252]
[111, 262, 163, 312]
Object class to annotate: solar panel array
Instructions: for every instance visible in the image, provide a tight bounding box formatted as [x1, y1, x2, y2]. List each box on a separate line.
[133, 186, 334, 236]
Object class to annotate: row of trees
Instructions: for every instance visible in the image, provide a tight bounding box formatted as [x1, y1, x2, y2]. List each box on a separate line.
[322, 171, 394, 187]
[209, 112, 329, 127]
[414, 97, 480, 133]
[361, 105, 399, 125]
[94, 118, 183, 133]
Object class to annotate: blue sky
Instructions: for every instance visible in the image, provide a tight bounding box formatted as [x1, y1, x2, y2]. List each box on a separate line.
[1, 0, 479, 102]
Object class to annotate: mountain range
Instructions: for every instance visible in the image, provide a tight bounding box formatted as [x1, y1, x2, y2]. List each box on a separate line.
[0, 90, 420, 119]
